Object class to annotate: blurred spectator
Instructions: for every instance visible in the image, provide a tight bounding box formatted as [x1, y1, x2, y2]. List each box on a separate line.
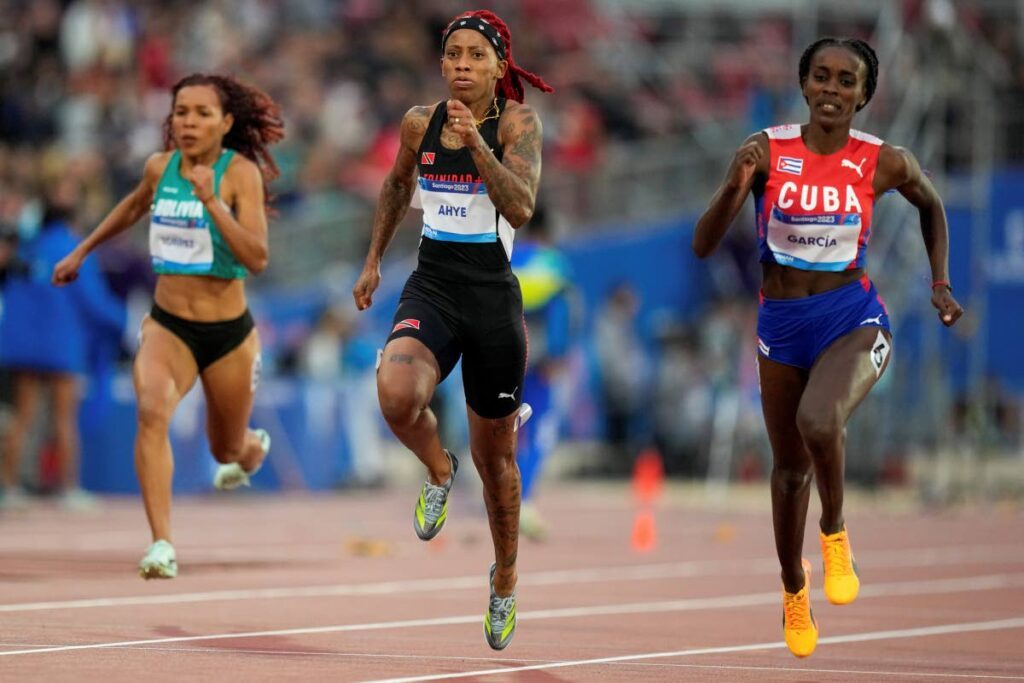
[652, 325, 712, 475]
[0, 177, 124, 508]
[594, 281, 650, 470]
[300, 306, 348, 380]
[510, 206, 576, 539]
[952, 376, 1022, 450]
[300, 305, 385, 488]
[2, 0, 1022, 288]
[0, 0, 1021, 495]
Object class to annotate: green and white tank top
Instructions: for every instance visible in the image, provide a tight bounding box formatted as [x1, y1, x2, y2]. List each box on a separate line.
[149, 149, 247, 279]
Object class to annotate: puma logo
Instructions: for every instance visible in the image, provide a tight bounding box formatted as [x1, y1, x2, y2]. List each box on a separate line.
[841, 157, 867, 178]
[859, 314, 884, 326]
[497, 387, 518, 401]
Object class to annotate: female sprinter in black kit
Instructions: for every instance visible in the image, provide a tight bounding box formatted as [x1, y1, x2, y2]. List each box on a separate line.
[351, 10, 552, 650]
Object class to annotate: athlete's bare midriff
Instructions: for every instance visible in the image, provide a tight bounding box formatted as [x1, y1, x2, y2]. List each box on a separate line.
[154, 274, 247, 321]
[761, 262, 865, 299]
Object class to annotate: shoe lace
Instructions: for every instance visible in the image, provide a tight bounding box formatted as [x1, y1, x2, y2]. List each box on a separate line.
[489, 594, 515, 627]
[783, 591, 811, 630]
[422, 483, 447, 519]
[823, 534, 854, 577]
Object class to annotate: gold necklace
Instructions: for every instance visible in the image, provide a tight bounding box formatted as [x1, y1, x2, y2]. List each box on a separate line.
[472, 97, 500, 128]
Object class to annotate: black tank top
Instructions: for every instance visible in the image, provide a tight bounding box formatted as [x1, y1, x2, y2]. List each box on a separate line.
[414, 98, 514, 280]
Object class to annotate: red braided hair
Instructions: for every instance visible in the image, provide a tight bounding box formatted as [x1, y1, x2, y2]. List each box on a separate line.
[446, 10, 554, 103]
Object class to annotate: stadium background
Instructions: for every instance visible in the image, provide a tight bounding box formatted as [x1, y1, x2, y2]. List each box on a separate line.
[1, 0, 1022, 502]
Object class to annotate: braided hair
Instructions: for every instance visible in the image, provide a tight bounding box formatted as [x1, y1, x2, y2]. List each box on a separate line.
[798, 37, 879, 111]
[163, 73, 285, 208]
[443, 10, 553, 103]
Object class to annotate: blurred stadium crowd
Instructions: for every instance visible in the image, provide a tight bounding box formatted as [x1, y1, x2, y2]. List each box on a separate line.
[1, 0, 1023, 498]
[4, 1, 1022, 244]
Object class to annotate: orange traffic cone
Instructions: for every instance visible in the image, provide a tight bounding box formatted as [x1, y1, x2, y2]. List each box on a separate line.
[631, 448, 663, 553]
[632, 448, 665, 503]
[631, 508, 657, 552]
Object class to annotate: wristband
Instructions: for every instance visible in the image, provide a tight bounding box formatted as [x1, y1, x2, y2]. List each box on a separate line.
[931, 279, 952, 292]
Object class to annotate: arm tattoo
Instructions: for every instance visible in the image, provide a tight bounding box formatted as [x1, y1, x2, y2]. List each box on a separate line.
[366, 108, 430, 262]
[388, 354, 414, 364]
[407, 107, 431, 136]
[470, 105, 542, 227]
[366, 173, 414, 262]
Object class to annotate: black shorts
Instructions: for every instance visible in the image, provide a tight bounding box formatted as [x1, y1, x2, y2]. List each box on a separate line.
[150, 304, 255, 372]
[386, 269, 526, 419]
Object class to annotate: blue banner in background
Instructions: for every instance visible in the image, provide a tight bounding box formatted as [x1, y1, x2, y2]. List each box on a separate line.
[983, 169, 1024, 393]
[74, 170, 1024, 491]
[80, 377, 365, 494]
[561, 216, 710, 336]
[944, 168, 1024, 394]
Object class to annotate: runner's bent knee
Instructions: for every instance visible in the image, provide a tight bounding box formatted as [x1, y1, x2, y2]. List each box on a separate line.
[377, 364, 433, 428]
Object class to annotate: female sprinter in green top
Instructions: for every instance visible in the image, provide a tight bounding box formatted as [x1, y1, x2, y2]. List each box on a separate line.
[52, 73, 285, 579]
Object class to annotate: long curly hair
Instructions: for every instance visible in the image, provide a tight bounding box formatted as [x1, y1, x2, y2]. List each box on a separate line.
[444, 10, 554, 103]
[163, 73, 285, 208]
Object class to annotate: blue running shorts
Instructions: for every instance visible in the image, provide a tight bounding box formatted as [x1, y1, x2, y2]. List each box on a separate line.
[756, 275, 890, 370]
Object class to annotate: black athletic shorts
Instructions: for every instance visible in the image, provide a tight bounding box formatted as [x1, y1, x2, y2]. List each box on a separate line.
[386, 268, 526, 419]
[150, 303, 255, 372]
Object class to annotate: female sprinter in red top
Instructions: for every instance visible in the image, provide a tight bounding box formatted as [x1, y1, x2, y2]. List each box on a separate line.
[693, 38, 962, 657]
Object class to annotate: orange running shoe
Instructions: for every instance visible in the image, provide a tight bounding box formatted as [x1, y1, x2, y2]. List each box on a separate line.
[782, 558, 818, 658]
[820, 525, 860, 605]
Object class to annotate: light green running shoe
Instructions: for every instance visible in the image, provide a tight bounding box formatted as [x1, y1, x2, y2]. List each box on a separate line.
[139, 539, 177, 580]
[413, 449, 458, 541]
[214, 428, 270, 491]
[484, 562, 517, 650]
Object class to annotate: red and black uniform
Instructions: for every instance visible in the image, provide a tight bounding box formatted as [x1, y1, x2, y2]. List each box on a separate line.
[386, 101, 527, 418]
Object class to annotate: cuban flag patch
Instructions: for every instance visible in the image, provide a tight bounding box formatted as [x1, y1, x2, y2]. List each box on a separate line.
[420, 152, 435, 165]
[392, 318, 421, 333]
[777, 156, 803, 176]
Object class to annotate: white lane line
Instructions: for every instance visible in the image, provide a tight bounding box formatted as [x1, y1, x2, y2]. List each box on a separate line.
[105, 647, 1024, 680]
[104, 647, 1024, 679]
[3, 543, 1022, 613]
[121, 646, 553, 664]
[1, 573, 1022, 657]
[0, 616, 479, 657]
[0, 643, 55, 648]
[362, 618, 1024, 683]
[616, 662, 1024, 680]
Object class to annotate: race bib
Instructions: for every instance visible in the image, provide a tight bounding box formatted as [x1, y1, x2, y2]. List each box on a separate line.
[149, 216, 214, 273]
[418, 177, 496, 243]
[766, 205, 861, 271]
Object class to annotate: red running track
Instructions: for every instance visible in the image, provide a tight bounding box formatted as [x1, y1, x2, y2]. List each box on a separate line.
[0, 482, 1022, 682]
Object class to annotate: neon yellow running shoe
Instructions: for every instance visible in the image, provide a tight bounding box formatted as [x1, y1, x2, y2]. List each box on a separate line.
[139, 539, 177, 580]
[783, 558, 817, 658]
[413, 450, 458, 541]
[214, 429, 270, 491]
[820, 525, 860, 605]
[484, 562, 516, 650]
